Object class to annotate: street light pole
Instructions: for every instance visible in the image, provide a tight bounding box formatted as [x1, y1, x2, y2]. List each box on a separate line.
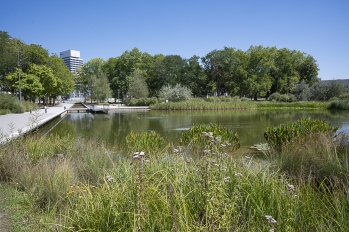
[118, 89, 120, 108]
[18, 51, 21, 104]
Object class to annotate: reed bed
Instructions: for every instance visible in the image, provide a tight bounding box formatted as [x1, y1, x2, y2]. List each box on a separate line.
[0, 123, 348, 231]
[257, 101, 330, 109]
[150, 100, 257, 110]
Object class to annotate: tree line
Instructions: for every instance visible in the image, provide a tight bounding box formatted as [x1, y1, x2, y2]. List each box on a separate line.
[78, 46, 320, 102]
[0, 31, 74, 104]
[1, 30, 322, 103]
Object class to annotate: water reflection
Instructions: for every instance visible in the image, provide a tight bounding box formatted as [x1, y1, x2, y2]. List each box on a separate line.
[40, 109, 349, 148]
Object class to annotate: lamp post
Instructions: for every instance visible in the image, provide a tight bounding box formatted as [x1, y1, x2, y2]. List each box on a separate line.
[118, 89, 120, 108]
[18, 51, 21, 104]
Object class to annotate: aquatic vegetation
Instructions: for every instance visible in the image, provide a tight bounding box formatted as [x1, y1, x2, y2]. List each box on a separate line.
[264, 118, 338, 152]
[178, 123, 240, 155]
[1, 124, 349, 231]
[125, 130, 169, 155]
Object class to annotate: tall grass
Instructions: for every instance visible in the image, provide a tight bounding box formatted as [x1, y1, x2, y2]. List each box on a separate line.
[150, 100, 257, 110]
[0, 124, 349, 231]
[0, 93, 38, 115]
[257, 101, 330, 109]
[328, 99, 349, 110]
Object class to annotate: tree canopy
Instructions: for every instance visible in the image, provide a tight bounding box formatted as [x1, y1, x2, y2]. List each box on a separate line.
[1, 30, 323, 102]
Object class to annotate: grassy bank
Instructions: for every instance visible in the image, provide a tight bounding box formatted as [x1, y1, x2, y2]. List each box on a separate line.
[0, 122, 348, 231]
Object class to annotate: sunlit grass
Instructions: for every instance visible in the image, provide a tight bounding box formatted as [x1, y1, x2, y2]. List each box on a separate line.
[0, 123, 349, 231]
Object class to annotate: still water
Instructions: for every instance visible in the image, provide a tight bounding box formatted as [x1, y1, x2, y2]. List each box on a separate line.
[40, 109, 349, 148]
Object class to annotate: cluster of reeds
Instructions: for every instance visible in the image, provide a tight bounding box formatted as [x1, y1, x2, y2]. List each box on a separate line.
[257, 101, 329, 109]
[328, 99, 349, 110]
[264, 118, 338, 153]
[1, 123, 349, 231]
[125, 130, 169, 155]
[264, 118, 349, 189]
[178, 123, 240, 155]
[150, 100, 256, 110]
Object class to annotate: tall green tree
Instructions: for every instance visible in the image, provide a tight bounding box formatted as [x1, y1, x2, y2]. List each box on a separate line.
[202, 47, 236, 96]
[5, 69, 43, 102]
[91, 73, 111, 102]
[146, 54, 166, 97]
[27, 64, 57, 104]
[182, 55, 208, 97]
[47, 54, 74, 103]
[20, 44, 49, 73]
[296, 54, 319, 85]
[77, 58, 106, 102]
[230, 49, 249, 97]
[128, 69, 149, 98]
[0, 31, 27, 92]
[103, 48, 145, 100]
[246, 46, 274, 100]
[270, 48, 301, 94]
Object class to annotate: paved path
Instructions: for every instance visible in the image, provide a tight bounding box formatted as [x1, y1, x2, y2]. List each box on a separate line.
[0, 102, 149, 143]
[0, 103, 73, 143]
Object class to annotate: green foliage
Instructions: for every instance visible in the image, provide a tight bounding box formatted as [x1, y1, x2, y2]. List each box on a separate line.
[125, 97, 161, 106]
[0, 93, 24, 114]
[268, 92, 281, 101]
[328, 99, 349, 110]
[1, 129, 349, 231]
[77, 58, 109, 103]
[125, 131, 169, 155]
[264, 118, 338, 153]
[150, 99, 256, 110]
[127, 69, 149, 98]
[275, 132, 349, 187]
[339, 92, 349, 100]
[257, 101, 329, 109]
[47, 54, 75, 98]
[268, 92, 296, 102]
[159, 84, 192, 102]
[326, 81, 348, 100]
[292, 80, 311, 101]
[92, 73, 111, 102]
[310, 81, 328, 101]
[178, 123, 240, 154]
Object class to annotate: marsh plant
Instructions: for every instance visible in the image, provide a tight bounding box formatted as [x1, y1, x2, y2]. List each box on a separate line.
[178, 123, 240, 155]
[264, 118, 338, 153]
[265, 119, 349, 189]
[125, 130, 169, 155]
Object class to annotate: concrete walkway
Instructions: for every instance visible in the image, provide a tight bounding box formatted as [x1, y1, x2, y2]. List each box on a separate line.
[0, 102, 73, 143]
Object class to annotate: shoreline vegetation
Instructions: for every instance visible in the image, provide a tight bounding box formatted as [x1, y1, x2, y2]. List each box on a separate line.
[1, 120, 349, 231]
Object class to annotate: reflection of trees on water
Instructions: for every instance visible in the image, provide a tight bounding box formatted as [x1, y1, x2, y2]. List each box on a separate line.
[41, 110, 349, 148]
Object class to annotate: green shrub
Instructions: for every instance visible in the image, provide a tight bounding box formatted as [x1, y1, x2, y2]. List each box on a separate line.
[0, 93, 24, 114]
[268, 92, 281, 101]
[178, 123, 240, 155]
[328, 99, 349, 110]
[21, 100, 39, 111]
[205, 96, 221, 102]
[125, 131, 169, 155]
[268, 93, 296, 102]
[159, 84, 192, 102]
[264, 118, 338, 153]
[278, 132, 349, 185]
[339, 93, 349, 100]
[125, 97, 159, 106]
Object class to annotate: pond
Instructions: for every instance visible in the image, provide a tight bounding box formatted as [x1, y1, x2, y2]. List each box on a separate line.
[40, 109, 349, 148]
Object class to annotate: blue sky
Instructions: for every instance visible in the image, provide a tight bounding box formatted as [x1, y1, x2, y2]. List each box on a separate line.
[1, 0, 348, 80]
